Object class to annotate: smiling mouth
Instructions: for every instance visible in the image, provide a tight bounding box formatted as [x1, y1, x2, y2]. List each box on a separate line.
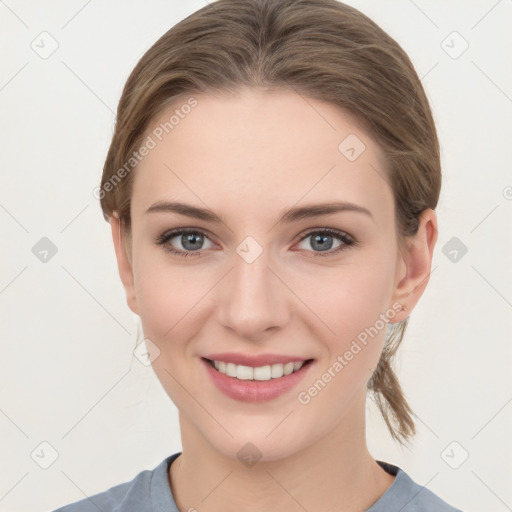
[203, 358, 314, 381]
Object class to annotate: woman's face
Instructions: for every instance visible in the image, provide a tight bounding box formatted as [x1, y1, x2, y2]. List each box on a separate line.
[115, 87, 414, 461]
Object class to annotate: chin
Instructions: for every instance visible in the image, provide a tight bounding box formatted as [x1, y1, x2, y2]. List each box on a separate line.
[194, 411, 323, 465]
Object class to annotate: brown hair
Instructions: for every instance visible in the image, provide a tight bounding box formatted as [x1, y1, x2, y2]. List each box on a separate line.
[100, 0, 441, 444]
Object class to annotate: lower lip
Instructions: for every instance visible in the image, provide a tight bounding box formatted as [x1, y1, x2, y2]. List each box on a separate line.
[202, 358, 313, 403]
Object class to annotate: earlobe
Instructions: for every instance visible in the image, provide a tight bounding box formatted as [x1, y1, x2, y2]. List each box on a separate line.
[389, 209, 438, 323]
[110, 213, 139, 315]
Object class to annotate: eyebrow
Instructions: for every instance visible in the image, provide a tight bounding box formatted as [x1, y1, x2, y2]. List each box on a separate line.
[145, 200, 373, 225]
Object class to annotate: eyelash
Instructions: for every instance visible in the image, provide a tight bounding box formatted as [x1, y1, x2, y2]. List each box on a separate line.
[155, 227, 357, 259]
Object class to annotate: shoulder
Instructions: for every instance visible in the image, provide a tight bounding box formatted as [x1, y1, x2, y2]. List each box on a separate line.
[51, 453, 180, 512]
[367, 461, 464, 512]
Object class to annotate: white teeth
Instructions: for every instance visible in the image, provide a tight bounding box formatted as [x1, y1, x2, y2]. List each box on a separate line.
[271, 363, 284, 379]
[283, 362, 294, 376]
[253, 365, 271, 381]
[226, 362, 237, 378]
[236, 365, 254, 380]
[211, 360, 306, 381]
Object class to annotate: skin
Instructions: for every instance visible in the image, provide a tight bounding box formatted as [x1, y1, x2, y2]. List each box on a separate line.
[110, 87, 438, 512]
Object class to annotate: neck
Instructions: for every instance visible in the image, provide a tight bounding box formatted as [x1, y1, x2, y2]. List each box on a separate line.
[168, 393, 395, 512]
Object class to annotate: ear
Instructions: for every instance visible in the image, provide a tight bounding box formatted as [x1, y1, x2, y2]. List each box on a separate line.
[388, 208, 438, 324]
[110, 213, 139, 315]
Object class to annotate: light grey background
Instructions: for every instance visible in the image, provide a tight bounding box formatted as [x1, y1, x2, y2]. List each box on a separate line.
[1, 1, 511, 511]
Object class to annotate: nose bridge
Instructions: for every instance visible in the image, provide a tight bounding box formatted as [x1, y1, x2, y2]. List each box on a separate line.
[216, 239, 289, 339]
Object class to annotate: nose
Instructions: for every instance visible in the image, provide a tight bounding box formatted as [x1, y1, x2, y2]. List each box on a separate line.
[215, 246, 291, 342]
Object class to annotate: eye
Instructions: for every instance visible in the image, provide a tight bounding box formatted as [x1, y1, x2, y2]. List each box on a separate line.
[295, 228, 356, 256]
[156, 227, 357, 258]
[155, 228, 214, 258]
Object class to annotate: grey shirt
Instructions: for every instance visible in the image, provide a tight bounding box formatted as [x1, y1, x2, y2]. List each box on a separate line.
[52, 452, 463, 511]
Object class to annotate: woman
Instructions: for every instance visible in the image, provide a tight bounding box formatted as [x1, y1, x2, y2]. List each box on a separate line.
[54, 0, 463, 510]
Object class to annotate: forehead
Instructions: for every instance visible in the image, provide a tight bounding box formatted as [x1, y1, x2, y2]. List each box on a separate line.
[131, 88, 393, 224]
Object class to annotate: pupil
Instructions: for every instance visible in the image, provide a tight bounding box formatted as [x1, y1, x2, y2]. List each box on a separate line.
[313, 234, 332, 251]
[183, 233, 202, 250]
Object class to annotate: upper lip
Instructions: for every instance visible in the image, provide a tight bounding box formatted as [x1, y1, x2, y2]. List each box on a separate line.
[203, 352, 311, 367]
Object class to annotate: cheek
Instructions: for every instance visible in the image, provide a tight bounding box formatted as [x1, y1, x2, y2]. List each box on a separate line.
[294, 287, 391, 431]
[290, 250, 397, 347]
[292, 249, 397, 391]
[132, 245, 202, 349]
[132, 253, 209, 409]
